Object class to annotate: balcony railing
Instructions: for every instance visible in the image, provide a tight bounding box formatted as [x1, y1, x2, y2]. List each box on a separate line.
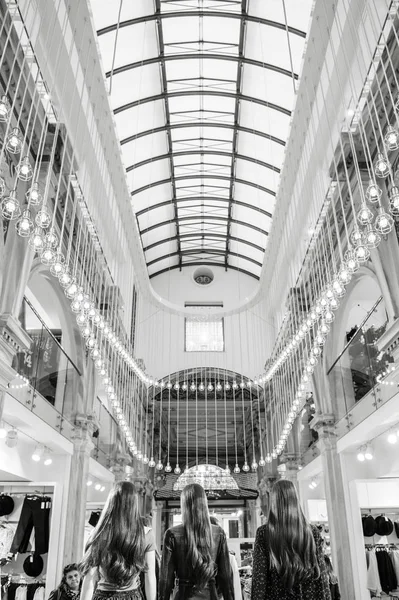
[11, 297, 81, 426]
[328, 296, 397, 427]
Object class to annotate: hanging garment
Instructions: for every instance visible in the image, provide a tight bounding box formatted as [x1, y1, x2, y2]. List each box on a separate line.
[376, 549, 397, 595]
[31, 587, 44, 600]
[0, 522, 15, 559]
[15, 587, 27, 600]
[366, 549, 382, 597]
[390, 550, 399, 584]
[10, 496, 50, 555]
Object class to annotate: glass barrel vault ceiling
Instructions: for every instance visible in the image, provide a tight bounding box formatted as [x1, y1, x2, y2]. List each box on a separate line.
[89, 0, 313, 280]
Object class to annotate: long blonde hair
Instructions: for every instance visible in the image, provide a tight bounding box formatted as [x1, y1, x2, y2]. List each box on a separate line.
[267, 480, 320, 590]
[181, 484, 214, 588]
[80, 482, 146, 586]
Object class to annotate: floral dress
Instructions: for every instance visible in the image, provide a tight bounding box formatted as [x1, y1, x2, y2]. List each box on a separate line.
[250, 525, 331, 600]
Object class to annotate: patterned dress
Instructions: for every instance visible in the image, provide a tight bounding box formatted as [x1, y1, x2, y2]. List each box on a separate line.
[250, 525, 331, 600]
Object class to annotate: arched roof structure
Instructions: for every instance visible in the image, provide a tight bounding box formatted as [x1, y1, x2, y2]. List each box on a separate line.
[90, 0, 313, 280]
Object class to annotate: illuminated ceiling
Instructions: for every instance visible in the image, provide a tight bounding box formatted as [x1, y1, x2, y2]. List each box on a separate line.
[89, 0, 313, 280]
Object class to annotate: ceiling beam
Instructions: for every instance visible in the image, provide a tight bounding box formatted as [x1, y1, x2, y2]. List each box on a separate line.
[127, 150, 280, 174]
[131, 175, 276, 198]
[140, 214, 268, 236]
[121, 122, 286, 146]
[227, 0, 247, 271]
[114, 90, 291, 116]
[149, 261, 260, 280]
[155, 0, 181, 268]
[143, 232, 265, 253]
[105, 53, 299, 81]
[136, 196, 272, 218]
[147, 249, 263, 268]
[97, 11, 307, 38]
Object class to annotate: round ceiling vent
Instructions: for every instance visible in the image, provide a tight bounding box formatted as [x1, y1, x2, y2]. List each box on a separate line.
[193, 266, 214, 286]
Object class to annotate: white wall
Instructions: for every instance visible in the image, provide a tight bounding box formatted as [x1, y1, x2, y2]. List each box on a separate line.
[136, 268, 272, 379]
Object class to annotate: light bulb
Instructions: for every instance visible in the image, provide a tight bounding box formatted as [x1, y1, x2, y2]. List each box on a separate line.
[181, 382, 187, 391]
[59, 269, 72, 287]
[28, 227, 45, 251]
[156, 460, 164, 471]
[50, 252, 65, 276]
[26, 182, 42, 205]
[100, 486, 105, 492]
[271, 451, 277, 459]
[242, 461, 250, 472]
[364, 445, 373, 460]
[40, 244, 56, 265]
[375, 208, 394, 235]
[345, 251, 359, 274]
[207, 383, 213, 392]
[0, 176, 5, 198]
[5, 429, 18, 448]
[43, 451, 52, 466]
[216, 382, 222, 391]
[0, 94, 10, 121]
[35, 207, 51, 229]
[251, 461, 258, 471]
[259, 457, 265, 467]
[32, 445, 44, 462]
[364, 224, 381, 249]
[339, 267, 351, 285]
[143, 455, 149, 464]
[165, 462, 172, 473]
[16, 156, 33, 181]
[6, 127, 23, 154]
[94, 483, 101, 491]
[384, 125, 399, 151]
[233, 464, 240, 473]
[357, 204, 374, 225]
[1, 191, 20, 220]
[86, 480, 93, 487]
[225, 382, 231, 390]
[366, 179, 382, 203]
[374, 152, 390, 178]
[354, 244, 370, 263]
[174, 464, 181, 474]
[16, 209, 34, 237]
[357, 449, 365, 462]
[388, 432, 397, 444]
[65, 281, 78, 300]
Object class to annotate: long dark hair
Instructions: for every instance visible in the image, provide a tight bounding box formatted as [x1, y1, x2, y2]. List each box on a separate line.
[80, 481, 146, 586]
[181, 484, 214, 588]
[266, 479, 320, 591]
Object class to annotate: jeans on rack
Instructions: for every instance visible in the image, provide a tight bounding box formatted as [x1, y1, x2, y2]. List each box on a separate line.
[10, 497, 50, 555]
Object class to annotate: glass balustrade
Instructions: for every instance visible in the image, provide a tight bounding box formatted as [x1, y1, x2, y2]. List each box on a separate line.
[328, 297, 397, 426]
[92, 396, 127, 468]
[10, 297, 81, 427]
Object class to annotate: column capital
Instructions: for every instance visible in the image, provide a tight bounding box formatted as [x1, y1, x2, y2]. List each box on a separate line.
[311, 413, 337, 452]
[71, 413, 99, 452]
[0, 313, 32, 366]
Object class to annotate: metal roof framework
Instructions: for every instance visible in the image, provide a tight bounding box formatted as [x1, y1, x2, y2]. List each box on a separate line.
[90, 0, 312, 279]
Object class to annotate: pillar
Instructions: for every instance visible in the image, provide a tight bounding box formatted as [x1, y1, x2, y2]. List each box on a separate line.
[312, 414, 355, 600]
[247, 499, 260, 537]
[153, 500, 164, 549]
[63, 414, 98, 563]
[277, 444, 301, 488]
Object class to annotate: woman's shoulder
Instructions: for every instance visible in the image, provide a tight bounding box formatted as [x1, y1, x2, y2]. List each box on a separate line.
[166, 524, 185, 538]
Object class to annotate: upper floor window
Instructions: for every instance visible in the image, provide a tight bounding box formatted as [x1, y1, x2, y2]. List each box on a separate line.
[185, 318, 224, 352]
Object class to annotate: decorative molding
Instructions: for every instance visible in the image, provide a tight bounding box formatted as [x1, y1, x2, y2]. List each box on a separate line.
[0, 313, 32, 364]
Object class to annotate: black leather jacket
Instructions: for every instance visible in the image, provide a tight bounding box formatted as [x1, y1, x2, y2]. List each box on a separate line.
[159, 524, 234, 600]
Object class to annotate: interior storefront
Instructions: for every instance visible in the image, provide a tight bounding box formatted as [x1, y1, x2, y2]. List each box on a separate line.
[0, 0, 399, 599]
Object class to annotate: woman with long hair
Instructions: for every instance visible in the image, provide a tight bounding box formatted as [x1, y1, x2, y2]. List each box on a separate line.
[159, 483, 234, 600]
[80, 481, 156, 600]
[251, 480, 331, 600]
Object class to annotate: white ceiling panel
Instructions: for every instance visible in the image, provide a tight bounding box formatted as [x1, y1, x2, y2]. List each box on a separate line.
[89, 0, 152, 32]
[91, 0, 313, 279]
[129, 159, 170, 190]
[97, 23, 158, 74]
[114, 100, 165, 141]
[110, 64, 162, 109]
